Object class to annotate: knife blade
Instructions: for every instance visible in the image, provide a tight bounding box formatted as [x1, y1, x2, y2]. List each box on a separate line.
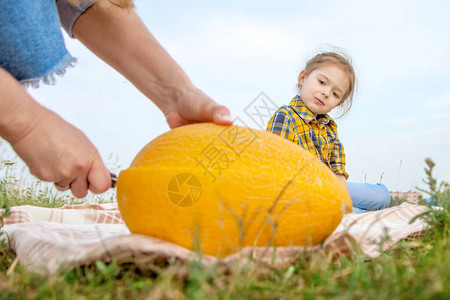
[110, 172, 117, 188]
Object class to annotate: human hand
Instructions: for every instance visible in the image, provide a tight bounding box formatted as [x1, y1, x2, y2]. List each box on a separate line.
[10, 107, 111, 198]
[163, 87, 232, 129]
[336, 174, 348, 189]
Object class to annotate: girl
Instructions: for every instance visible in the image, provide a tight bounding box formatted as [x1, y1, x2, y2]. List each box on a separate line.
[267, 51, 390, 213]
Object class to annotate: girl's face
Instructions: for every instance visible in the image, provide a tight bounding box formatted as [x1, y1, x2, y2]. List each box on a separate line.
[298, 64, 350, 117]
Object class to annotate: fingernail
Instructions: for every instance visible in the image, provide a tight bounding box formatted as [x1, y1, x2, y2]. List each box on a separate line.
[221, 114, 233, 123]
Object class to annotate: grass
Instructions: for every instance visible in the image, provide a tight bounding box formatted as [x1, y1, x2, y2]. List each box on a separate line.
[0, 156, 449, 299]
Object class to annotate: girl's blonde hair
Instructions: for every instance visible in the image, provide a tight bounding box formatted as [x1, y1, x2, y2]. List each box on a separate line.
[68, 0, 134, 9]
[301, 51, 356, 117]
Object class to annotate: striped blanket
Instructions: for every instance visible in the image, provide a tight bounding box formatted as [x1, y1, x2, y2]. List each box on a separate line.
[0, 202, 428, 274]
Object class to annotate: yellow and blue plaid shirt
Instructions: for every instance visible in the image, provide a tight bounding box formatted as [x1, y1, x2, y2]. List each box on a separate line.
[266, 95, 348, 179]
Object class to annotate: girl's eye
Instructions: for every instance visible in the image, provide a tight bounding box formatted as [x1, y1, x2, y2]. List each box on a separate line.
[333, 92, 340, 98]
[318, 79, 325, 85]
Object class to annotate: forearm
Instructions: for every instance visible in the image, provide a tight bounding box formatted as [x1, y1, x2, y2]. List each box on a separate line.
[0, 68, 46, 144]
[72, 3, 193, 113]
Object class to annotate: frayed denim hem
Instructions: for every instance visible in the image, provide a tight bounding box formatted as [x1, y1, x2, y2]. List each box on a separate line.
[20, 53, 77, 89]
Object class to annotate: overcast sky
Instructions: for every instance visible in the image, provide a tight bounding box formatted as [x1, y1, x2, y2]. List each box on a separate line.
[26, 0, 450, 193]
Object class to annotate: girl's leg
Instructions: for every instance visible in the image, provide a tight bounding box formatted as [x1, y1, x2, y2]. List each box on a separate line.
[348, 182, 391, 213]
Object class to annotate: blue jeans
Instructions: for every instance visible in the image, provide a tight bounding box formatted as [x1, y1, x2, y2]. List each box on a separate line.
[348, 182, 391, 214]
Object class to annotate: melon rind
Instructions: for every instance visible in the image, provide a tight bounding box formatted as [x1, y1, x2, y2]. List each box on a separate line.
[117, 123, 352, 257]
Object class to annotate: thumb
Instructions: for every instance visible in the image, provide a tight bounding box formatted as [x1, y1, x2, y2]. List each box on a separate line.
[211, 105, 233, 125]
[88, 154, 111, 194]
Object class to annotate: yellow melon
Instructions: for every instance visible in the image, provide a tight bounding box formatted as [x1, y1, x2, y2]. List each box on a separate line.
[117, 123, 352, 257]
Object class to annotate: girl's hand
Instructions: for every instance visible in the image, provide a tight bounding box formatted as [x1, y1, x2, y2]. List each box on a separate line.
[336, 174, 348, 189]
[10, 107, 111, 198]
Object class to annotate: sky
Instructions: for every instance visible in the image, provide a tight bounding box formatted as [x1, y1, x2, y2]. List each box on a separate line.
[24, 0, 450, 193]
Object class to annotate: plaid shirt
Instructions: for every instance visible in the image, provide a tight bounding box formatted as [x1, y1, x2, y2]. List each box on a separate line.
[266, 96, 348, 179]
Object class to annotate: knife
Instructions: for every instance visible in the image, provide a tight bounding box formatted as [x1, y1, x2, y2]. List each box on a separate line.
[110, 172, 117, 188]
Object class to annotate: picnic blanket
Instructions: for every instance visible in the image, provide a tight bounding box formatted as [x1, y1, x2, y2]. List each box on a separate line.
[1, 202, 428, 274]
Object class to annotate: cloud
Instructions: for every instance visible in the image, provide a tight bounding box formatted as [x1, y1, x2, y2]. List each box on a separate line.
[345, 125, 450, 191]
[386, 106, 450, 129]
[162, 13, 313, 65]
[387, 116, 418, 127]
[424, 93, 450, 109]
[154, 1, 450, 97]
